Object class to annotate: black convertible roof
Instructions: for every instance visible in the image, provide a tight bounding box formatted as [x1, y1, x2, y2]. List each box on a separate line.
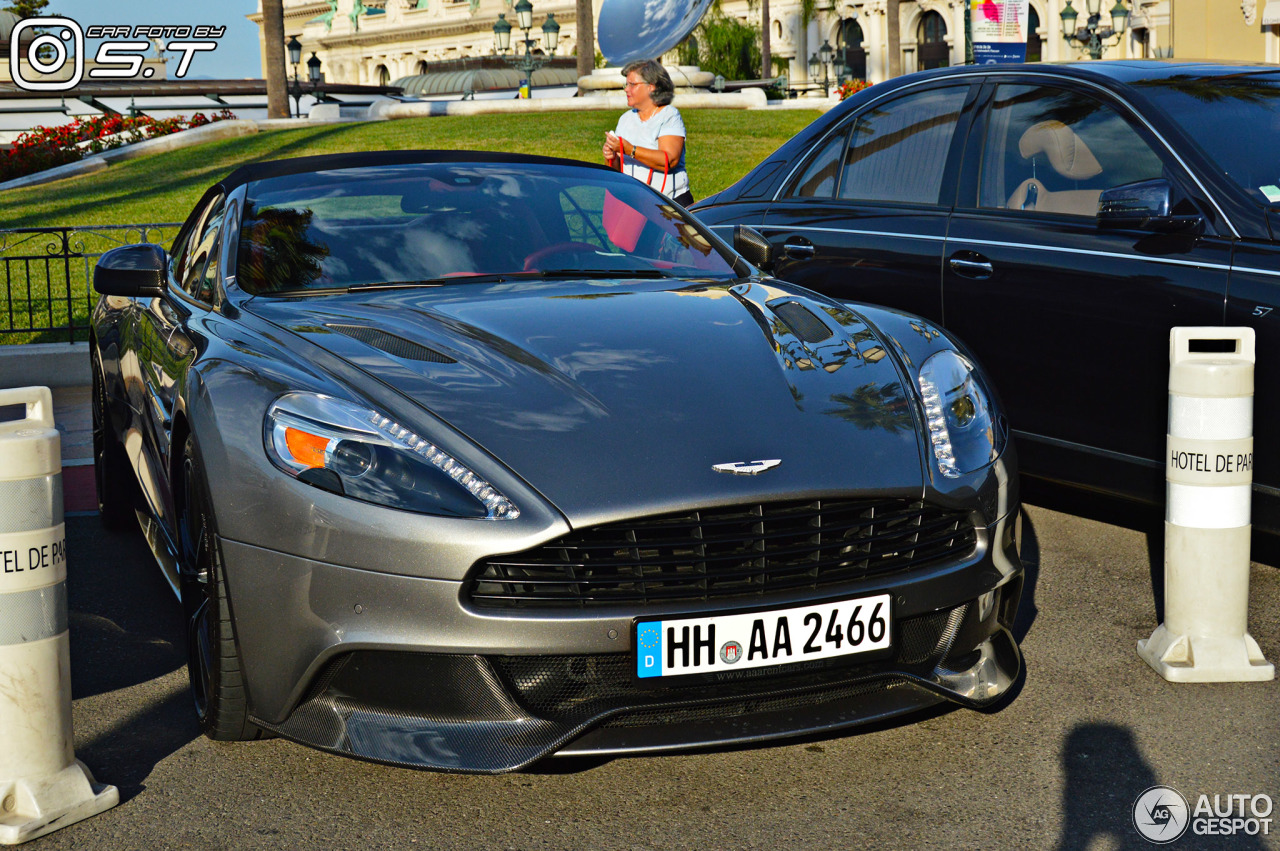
[220, 150, 615, 192]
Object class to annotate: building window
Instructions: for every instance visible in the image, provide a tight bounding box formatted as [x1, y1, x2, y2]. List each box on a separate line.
[917, 11, 949, 70]
[1027, 6, 1041, 62]
[839, 18, 866, 80]
[377, 64, 390, 85]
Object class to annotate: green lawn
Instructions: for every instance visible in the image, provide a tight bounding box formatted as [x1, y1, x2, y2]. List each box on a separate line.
[0, 109, 820, 229]
[0, 109, 820, 344]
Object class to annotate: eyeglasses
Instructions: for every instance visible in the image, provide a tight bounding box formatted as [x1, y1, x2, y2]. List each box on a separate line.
[624, 81, 651, 89]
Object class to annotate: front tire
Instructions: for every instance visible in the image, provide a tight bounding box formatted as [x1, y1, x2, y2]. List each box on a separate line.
[177, 436, 263, 742]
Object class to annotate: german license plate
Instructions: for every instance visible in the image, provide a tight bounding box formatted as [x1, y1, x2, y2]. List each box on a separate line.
[635, 594, 892, 679]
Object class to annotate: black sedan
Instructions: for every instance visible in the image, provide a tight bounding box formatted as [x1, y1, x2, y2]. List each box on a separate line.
[693, 61, 1280, 531]
[90, 151, 1022, 773]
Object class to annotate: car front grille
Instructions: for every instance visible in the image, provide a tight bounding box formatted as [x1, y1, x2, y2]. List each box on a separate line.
[468, 498, 976, 609]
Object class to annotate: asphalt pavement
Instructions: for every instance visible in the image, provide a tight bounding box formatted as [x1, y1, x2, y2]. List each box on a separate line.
[20, 484, 1279, 850]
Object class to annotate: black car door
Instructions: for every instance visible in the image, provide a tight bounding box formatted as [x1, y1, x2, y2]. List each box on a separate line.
[1225, 241, 1280, 518]
[942, 79, 1232, 490]
[757, 82, 980, 325]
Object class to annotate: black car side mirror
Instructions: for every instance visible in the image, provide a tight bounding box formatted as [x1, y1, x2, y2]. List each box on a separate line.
[1097, 179, 1203, 233]
[734, 225, 774, 272]
[93, 243, 168, 297]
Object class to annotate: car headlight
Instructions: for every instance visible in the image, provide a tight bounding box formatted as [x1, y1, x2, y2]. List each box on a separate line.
[265, 392, 520, 519]
[916, 350, 1003, 478]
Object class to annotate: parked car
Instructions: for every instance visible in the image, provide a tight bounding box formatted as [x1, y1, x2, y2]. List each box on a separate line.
[90, 151, 1023, 773]
[693, 61, 1280, 532]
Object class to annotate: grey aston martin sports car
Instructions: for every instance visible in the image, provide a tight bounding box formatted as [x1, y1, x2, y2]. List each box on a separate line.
[90, 151, 1024, 773]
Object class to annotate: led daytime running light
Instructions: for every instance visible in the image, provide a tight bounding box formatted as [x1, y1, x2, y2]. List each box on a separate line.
[917, 372, 960, 478]
[367, 412, 520, 520]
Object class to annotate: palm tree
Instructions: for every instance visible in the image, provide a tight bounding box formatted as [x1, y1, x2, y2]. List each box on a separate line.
[887, 0, 900, 78]
[761, 0, 771, 82]
[262, 0, 290, 119]
[576, 0, 594, 80]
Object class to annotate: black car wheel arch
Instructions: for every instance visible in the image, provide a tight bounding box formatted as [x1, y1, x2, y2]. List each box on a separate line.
[91, 348, 137, 531]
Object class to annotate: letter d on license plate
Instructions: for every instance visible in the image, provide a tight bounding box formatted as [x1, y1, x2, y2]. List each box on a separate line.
[635, 594, 892, 679]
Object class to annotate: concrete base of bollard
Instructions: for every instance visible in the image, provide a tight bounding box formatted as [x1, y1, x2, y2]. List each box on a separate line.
[0, 761, 118, 846]
[0, 760, 118, 846]
[1138, 624, 1275, 683]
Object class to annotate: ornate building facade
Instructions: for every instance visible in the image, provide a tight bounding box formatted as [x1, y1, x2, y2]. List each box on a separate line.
[251, 0, 1276, 92]
[251, 0, 586, 88]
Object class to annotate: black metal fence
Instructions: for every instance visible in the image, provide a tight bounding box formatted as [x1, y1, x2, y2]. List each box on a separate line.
[0, 223, 182, 344]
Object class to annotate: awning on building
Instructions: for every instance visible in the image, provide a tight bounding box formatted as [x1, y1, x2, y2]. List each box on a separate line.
[1264, 0, 1280, 26]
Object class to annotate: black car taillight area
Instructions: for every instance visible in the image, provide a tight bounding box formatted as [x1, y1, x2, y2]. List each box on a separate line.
[468, 498, 976, 609]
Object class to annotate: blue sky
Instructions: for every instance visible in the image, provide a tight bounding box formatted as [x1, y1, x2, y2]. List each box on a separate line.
[44, 0, 263, 80]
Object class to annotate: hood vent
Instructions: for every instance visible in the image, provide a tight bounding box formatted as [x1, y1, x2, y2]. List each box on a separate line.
[327, 324, 457, 364]
[773, 301, 833, 344]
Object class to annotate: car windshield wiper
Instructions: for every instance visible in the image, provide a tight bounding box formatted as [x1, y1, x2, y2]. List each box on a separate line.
[533, 268, 671, 279]
[266, 269, 669, 296]
[348, 273, 544, 290]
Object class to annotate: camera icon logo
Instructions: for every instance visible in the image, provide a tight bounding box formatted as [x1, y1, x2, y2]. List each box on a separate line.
[9, 17, 84, 92]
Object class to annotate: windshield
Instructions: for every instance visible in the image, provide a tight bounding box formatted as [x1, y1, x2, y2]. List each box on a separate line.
[1135, 73, 1280, 205]
[236, 162, 738, 294]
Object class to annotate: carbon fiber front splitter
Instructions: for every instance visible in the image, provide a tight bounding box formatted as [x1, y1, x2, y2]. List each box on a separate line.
[252, 592, 1022, 774]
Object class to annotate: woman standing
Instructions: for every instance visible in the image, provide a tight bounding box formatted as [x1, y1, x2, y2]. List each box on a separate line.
[602, 60, 693, 206]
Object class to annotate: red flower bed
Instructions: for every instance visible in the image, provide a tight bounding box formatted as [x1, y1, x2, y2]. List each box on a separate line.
[1, 109, 236, 183]
[836, 79, 873, 101]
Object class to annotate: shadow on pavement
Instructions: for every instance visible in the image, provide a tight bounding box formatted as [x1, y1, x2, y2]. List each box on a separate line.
[1013, 507, 1040, 644]
[1021, 479, 1168, 621]
[65, 516, 200, 802]
[1057, 723, 1160, 850]
[66, 518, 188, 698]
[1056, 723, 1267, 850]
[78, 685, 199, 804]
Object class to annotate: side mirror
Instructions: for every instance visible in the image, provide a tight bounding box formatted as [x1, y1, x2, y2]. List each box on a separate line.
[1098, 179, 1202, 233]
[93, 243, 167, 297]
[733, 224, 774, 272]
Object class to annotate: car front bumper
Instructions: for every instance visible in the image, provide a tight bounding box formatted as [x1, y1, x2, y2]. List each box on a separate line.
[222, 505, 1023, 774]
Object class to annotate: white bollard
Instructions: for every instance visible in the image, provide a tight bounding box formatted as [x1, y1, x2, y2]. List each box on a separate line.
[0, 387, 117, 845]
[1138, 328, 1275, 682]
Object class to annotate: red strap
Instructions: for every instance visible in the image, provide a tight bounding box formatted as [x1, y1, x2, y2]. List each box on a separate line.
[643, 150, 671, 194]
[621, 142, 671, 194]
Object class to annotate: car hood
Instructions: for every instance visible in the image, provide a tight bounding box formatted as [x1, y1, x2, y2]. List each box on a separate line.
[244, 278, 927, 522]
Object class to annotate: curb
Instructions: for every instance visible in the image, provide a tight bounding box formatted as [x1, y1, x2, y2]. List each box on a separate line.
[373, 88, 771, 119]
[0, 342, 89, 388]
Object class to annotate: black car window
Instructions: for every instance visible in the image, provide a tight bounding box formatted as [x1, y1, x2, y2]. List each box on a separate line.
[838, 86, 967, 205]
[169, 195, 219, 284]
[194, 229, 223, 305]
[1132, 73, 1280, 204]
[978, 84, 1165, 217]
[182, 198, 225, 302]
[786, 128, 848, 199]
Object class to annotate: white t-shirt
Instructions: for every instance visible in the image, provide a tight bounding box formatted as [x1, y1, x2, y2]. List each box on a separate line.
[614, 105, 689, 198]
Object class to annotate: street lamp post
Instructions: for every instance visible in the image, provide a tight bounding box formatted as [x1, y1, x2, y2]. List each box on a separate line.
[807, 39, 834, 96]
[286, 35, 302, 118]
[307, 52, 324, 105]
[492, 0, 560, 97]
[1061, 0, 1130, 60]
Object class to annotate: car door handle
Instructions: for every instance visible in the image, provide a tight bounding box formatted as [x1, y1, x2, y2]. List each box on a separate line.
[948, 254, 993, 279]
[783, 241, 815, 259]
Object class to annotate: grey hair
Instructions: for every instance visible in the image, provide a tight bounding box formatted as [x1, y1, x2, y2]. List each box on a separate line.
[621, 59, 675, 106]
